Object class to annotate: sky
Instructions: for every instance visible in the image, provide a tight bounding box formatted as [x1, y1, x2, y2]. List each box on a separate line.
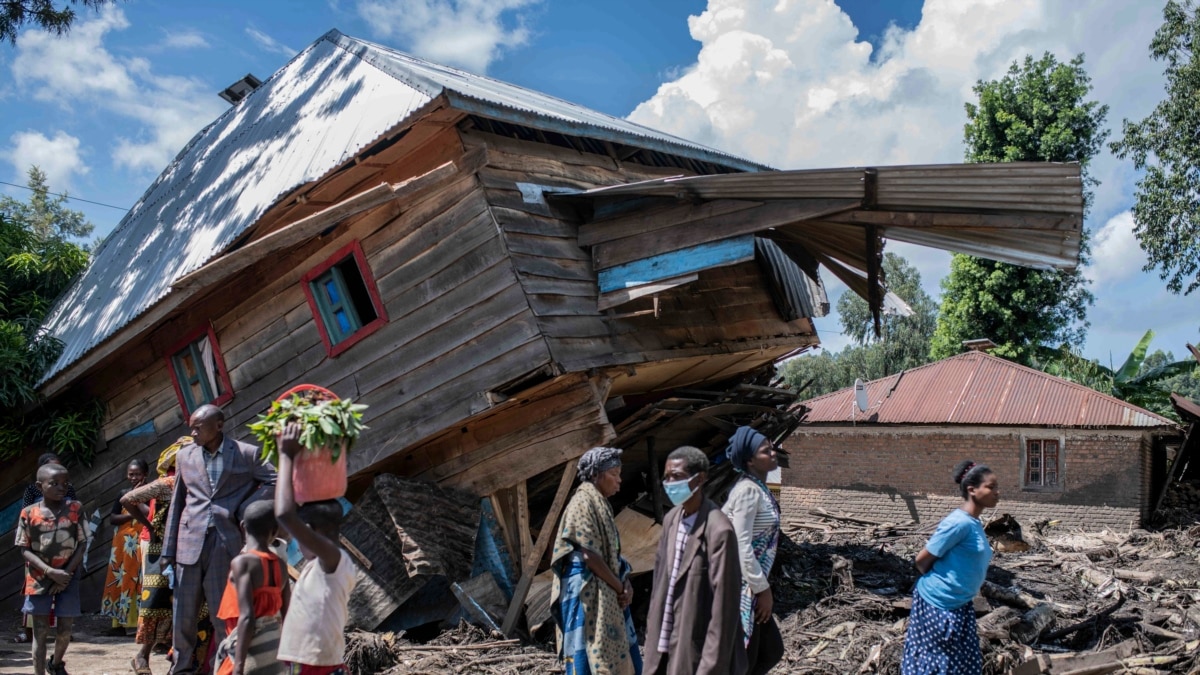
[0, 0, 1195, 367]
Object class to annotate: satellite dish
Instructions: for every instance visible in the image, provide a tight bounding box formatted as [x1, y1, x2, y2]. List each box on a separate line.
[854, 378, 868, 412]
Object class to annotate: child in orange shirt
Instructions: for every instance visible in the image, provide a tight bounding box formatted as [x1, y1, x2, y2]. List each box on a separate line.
[213, 500, 290, 675]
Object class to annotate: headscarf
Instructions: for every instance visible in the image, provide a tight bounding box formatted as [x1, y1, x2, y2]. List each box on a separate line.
[726, 426, 767, 473]
[157, 436, 192, 477]
[576, 446, 622, 483]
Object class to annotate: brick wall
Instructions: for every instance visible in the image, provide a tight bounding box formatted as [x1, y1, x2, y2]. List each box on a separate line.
[780, 425, 1151, 530]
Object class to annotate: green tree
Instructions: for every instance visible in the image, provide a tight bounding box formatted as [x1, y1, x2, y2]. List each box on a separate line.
[1035, 330, 1197, 420]
[1110, 1, 1200, 295]
[780, 253, 938, 398]
[931, 53, 1108, 365]
[1, 0, 117, 43]
[0, 167, 100, 463]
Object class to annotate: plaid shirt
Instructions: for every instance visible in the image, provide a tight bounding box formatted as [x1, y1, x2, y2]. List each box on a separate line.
[202, 443, 224, 527]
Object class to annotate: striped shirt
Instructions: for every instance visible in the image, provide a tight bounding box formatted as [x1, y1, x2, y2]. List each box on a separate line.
[722, 479, 780, 594]
[657, 511, 696, 653]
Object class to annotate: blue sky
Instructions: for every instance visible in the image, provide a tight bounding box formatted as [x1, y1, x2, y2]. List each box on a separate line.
[0, 0, 1195, 366]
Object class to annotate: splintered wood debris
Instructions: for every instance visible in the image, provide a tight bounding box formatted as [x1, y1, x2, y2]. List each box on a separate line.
[772, 511, 1200, 675]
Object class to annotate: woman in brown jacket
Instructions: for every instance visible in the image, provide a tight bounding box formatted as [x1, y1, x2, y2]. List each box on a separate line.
[644, 446, 746, 675]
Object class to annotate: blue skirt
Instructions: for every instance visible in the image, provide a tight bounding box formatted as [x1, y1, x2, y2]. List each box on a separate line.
[558, 554, 642, 675]
[901, 590, 981, 675]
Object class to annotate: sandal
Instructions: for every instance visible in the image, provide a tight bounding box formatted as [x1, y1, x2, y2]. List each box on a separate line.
[11, 633, 29, 644]
[130, 657, 152, 675]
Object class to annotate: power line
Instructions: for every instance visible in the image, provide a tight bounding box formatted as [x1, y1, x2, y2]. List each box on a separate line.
[0, 181, 129, 212]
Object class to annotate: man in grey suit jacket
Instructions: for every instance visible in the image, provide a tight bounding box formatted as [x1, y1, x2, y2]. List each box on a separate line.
[162, 404, 276, 675]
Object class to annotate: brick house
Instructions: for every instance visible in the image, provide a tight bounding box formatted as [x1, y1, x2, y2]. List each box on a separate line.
[781, 351, 1182, 530]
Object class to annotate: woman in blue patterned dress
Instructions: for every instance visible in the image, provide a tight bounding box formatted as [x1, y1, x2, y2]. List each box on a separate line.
[901, 460, 1000, 675]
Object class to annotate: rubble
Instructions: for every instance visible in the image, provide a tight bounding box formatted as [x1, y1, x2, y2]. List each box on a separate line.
[772, 511, 1200, 675]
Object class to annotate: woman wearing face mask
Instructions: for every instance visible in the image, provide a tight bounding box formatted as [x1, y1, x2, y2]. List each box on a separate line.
[901, 460, 1000, 675]
[550, 447, 642, 675]
[721, 427, 783, 674]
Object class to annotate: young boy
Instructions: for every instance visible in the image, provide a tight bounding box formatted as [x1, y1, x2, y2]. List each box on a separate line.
[15, 463, 87, 675]
[274, 423, 358, 675]
[213, 500, 290, 675]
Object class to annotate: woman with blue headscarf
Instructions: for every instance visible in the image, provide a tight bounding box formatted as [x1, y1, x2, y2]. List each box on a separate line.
[721, 427, 784, 675]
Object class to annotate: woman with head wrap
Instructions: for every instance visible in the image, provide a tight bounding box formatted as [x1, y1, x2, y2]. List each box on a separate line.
[120, 438, 214, 674]
[721, 426, 784, 674]
[901, 460, 999, 675]
[550, 447, 642, 675]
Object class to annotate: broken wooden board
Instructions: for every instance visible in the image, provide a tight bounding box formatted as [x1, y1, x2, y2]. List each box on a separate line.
[344, 474, 480, 630]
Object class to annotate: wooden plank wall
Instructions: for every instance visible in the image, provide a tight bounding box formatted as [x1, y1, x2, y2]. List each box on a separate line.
[463, 128, 819, 379]
[2, 123, 554, 610]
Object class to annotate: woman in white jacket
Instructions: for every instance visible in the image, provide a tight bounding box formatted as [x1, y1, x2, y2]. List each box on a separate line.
[721, 427, 784, 675]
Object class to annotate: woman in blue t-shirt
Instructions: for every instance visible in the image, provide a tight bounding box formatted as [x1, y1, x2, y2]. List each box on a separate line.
[901, 460, 1000, 675]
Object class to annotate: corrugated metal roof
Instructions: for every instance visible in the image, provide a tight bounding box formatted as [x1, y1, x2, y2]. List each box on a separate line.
[39, 30, 766, 386]
[325, 32, 767, 173]
[564, 163, 1084, 270]
[800, 351, 1177, 428]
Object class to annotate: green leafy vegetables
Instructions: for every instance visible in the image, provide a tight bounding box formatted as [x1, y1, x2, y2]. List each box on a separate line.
[249, 394, 368, 466]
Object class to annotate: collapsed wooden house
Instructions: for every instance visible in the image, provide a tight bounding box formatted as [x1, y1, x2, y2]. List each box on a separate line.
[0, 29, 1086, 628]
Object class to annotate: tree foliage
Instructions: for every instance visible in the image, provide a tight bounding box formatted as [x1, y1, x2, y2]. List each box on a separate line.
[1110, 0, 1200, 295]
[1034, 330, 1198, 421]
[780, 253, 938, 398]
[0, 0, 116, 43]
[931, 53, 1108, 365]
[0, 167, 101, 464]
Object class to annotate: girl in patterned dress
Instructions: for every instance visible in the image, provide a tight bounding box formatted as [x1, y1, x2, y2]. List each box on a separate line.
[101, 459, 149, 633]
[901, 460, 1000, 675]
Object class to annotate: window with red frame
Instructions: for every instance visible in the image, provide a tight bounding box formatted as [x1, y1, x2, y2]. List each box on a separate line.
[166, 325, 233, 416]
[301, 241, 388, 357]
[1024, 439, 1060, 488]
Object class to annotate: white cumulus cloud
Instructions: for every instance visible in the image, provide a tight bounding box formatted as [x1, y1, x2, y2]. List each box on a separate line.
[627, 0, 1173, 359]
[10, 7, 225, 173]
[1087, 210, 1143, 286]
[3, 130, 88, 191]
[356, 0, 540, 73]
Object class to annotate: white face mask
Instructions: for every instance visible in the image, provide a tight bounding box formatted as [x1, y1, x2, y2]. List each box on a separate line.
[662, 476, 697, 506]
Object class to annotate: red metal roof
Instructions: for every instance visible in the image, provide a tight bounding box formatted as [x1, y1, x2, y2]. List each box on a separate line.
[800, 351, 1177, 428]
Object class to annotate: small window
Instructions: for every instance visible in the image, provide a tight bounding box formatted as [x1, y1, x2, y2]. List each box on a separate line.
[301, 240, 388, 357]
[165, 324, 233, 416]
[1024, 438, 1060, 489]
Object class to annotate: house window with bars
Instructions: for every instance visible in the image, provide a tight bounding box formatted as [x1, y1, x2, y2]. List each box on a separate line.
[166, 325, 233, 416]
[1024, 439, 1061, 488]
[301, 240, 388, 357]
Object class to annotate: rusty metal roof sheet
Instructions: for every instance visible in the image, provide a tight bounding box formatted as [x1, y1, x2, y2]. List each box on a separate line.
[800, 351, 1177, 428]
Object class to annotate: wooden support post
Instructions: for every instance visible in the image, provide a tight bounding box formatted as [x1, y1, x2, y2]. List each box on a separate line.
[501, 458, 579, 637]
[516, 480, 532, 566]
[647, 436, 664, 524]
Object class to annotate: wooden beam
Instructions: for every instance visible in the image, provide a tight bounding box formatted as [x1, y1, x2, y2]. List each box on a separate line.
[825, 209, 1082, 231]
[593, 198, 860, 270]
[172, 159, 462, 291]
[501, 458, 579, 637]
[516, 480, 532, 565]
[578, 199, 761, 247]
[597, 237, 753, 294]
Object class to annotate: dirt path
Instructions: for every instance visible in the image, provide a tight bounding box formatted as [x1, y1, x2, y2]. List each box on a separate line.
[0, 613, 170, 675]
